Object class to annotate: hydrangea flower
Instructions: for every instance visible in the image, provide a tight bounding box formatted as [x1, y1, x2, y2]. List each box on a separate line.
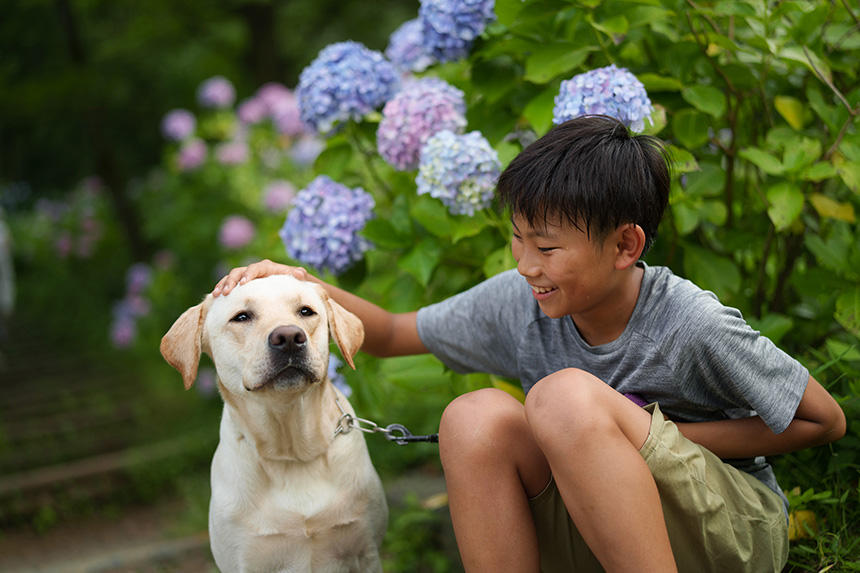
[279, 176, 374, 275]
[126, 262, 152, 294]
[385, 18, 435, 73]
[197, 76, 236, 109]
[552, 64, 653, 132]
[178, 138, 207, 171]
[219, 215, 256, 249]
[328, 355, 352, 398]
[161, 109, 196, 141]
[215, 140, 250, 165]
[263, 180, 296, 212]
[419, 0, 496, 63]
[297, 41, 400, 134]
[416, 130, 500, 216]
[238, 82, 306, 136]
[377, 78, 467, 171]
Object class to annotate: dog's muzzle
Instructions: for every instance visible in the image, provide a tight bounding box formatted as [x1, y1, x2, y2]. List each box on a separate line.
[259, 325, 318, 390]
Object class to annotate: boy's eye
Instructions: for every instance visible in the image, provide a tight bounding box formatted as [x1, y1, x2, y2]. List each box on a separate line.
[299, 306, 316, 317]
[538, 247, 557, 253]
[230, 311, 252, 323]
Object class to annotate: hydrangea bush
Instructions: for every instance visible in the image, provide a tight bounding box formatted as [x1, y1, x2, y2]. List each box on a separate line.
[279, 175, 375, 275]
[296, 41, 400, 134]
[377, 78, 466, 171]
[385, 18, 435, 73]
[419, 0, 496, 62]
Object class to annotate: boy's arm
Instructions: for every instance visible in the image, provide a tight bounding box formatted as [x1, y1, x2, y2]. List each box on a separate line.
[212, 259, 428, 358]
[674, 375, 846, 458]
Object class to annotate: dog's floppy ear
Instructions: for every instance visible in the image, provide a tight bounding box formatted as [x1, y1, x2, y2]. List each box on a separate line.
[160, 300, 207, 389]
[324, 295, 364, 369]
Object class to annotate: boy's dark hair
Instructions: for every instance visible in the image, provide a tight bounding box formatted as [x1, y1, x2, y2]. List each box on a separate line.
[497, 115, 671, 254]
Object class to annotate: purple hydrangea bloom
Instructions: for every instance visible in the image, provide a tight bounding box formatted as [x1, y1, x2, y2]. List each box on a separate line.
[219, 215, 256, 249]
[297, 41, 400, 134]
[215, 140, 250, 165]
[419, 0, 496, 63]
[237, 97, 268, 124]
[327, 355, 352, 398]
[416, 130, 500, 216]
[263, 180, 296, 212]
[126, 263, 152, 294]
[197, 76, 236, 109]
[553, 64, 654, 132]
[178, 138, 207, 171]
[385, 18, 435, 73]
[161, 109, 196, 141]
[377, 78, 467, 171]
[258, 83, 305, 136]
[279, 175, 375, 275]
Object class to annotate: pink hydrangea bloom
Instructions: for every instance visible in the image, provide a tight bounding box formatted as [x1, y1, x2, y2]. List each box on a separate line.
[219, 215, 256, 249]
[263, 180, 296, 212]
[178, 138, 207, 171]
[215, 141, 250, 165]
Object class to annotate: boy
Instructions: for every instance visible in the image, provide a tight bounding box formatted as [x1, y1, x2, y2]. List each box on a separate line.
[213, 115, 846, 572]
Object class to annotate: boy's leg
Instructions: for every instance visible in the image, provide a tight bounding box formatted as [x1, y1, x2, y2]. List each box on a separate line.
[524, 368, 677, 573]
[439, 387, 551, 573]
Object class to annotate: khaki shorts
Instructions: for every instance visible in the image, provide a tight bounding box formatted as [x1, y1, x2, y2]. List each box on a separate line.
[528, 404, 789, 572]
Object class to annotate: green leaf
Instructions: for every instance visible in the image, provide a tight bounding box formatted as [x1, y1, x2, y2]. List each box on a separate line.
[667, 145, 700, 174]
[314, 140, 353, 179]
[681, 85, 726, 118]
[495, 140, 520, 170]
[673, 202, 700, 235]
[524, 44, 592, 84]
[766, 182, 804, 231]
[638, 73, 683, 92]
[410, 195, 453, 238]
[523, 81, 560, 136]
[682, 245, 741, 298]
[472, 56, 520, 103]
[801, 162, 837, 182]
[835, 288, 860, 338]
[685, 163, 725, 197]
[673, 109, 710, 149]
[779, 46, 832, 83]
[809, 193, 856, 223]
[483, 245, 516, 278]
[590, 15, 629, 40]
[361, 218, 413, 249]
[739, 147, 785, 175]
[452, 210, 491, 243]
[834, 153, 860, 193]
[398, 239, 443, 287]
[774, 95, 806, 130]
[494, 0, 524, 26]
[641, 104, 667, 136]
[783, 138, 822, 173]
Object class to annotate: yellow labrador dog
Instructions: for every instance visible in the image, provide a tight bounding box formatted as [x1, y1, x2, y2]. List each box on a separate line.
[160, 275, 387, 572]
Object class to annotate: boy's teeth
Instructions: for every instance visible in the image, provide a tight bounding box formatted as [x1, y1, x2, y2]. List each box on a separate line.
[533, 286, 554, 294]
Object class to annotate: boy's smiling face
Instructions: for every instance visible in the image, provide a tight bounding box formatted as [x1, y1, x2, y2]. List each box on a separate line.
[511, 212, 620, 320]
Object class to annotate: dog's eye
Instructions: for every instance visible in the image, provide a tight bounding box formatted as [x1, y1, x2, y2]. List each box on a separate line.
[230, 311, 252, 323]
[299, 306, 316, 317]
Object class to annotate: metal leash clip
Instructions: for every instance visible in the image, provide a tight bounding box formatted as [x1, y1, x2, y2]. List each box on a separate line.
[383, 423, 439, 445]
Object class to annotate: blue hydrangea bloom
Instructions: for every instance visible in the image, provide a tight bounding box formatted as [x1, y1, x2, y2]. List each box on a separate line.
[419, 0, 496, 63]
[377, 78, 467, 171]
[416, 130, 501, 216]
[385, 18, 435, 73]
[297, 41, 400, 134]
[552, 64, 653, 132]
[279, 176, 375, 275]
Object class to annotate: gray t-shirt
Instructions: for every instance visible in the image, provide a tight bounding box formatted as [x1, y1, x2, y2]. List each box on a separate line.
[416, 263, 809, 503]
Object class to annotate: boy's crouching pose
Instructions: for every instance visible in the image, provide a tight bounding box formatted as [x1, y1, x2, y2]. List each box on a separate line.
[214, 115, 846, 572]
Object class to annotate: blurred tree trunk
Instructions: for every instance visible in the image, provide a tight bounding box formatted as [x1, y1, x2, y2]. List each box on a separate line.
[238, 1, 286, 86]
[55, 0, 149, 262]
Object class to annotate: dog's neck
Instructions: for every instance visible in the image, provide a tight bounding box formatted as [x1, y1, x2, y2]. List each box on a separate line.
[218, 379, 341, 462]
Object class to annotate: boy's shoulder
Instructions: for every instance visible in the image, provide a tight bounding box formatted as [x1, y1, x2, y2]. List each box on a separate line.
[635, 263, 740, 341]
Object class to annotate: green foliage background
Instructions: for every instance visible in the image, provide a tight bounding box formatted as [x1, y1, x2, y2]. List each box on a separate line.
[3, 0, 859, 570]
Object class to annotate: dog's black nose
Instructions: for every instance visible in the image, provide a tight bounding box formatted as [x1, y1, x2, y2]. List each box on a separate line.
[268, 325, 307, 352]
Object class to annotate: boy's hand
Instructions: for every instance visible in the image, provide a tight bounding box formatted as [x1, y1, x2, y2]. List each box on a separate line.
[213, 259, 309, 297]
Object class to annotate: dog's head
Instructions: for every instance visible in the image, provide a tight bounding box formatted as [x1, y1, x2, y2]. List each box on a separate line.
[160, 275, 364, 394]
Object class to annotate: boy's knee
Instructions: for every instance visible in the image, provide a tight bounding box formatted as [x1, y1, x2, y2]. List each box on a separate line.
[439, 388, 526, 461]
[525, 368, 612, 443]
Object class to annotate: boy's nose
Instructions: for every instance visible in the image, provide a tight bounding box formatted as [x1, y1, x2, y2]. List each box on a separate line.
[516, 251, 540, 279]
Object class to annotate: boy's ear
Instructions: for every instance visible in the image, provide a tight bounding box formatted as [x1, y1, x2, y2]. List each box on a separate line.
[614, 224, 646, 270]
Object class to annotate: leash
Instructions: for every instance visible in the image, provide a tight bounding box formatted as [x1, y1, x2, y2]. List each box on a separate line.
[333, 395, 439, 445]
